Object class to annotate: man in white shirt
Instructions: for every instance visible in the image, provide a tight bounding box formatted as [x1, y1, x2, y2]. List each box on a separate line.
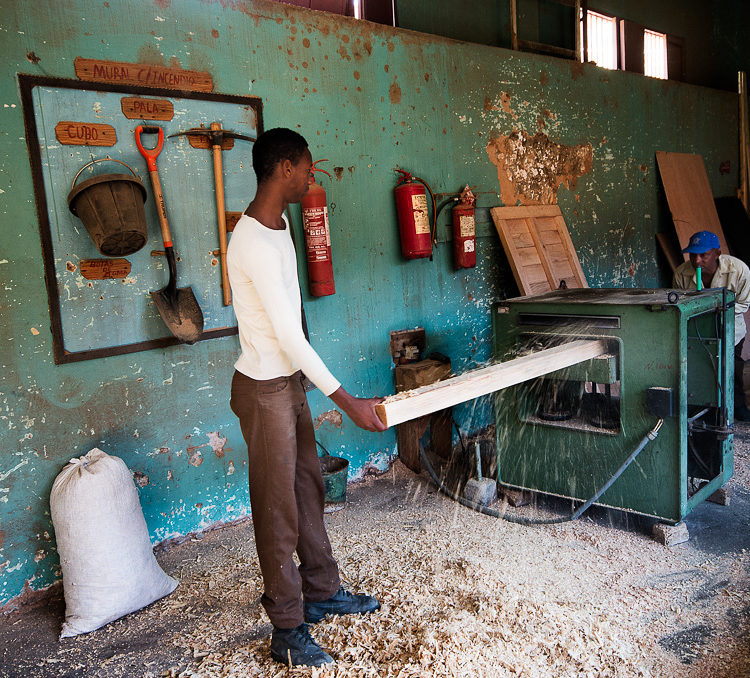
[228, 128, 386, 667]
[672, 230, 750, 420]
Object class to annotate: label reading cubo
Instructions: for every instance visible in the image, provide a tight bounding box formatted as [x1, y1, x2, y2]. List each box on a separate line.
[55, 121, 117, 146]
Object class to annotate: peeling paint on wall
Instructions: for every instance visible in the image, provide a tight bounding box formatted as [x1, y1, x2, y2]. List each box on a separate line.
[207, 431, 227, 458]
[314, 410, 343, 430]
[487, 129, 593, 205]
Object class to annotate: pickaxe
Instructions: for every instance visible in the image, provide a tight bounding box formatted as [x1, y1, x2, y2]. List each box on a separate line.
[169, 123, 255, 306]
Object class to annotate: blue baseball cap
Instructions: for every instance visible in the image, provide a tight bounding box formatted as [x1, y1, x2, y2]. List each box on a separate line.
[682, 230, 720, 253]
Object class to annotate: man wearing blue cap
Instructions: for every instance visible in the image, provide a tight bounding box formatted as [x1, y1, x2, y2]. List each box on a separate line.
[673, 230, 750, 420]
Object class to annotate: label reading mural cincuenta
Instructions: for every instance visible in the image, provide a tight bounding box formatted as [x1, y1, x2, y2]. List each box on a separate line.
[120, 97, 174, 121]
[74, 57, 214, 93]
[55, 121, 117, 146]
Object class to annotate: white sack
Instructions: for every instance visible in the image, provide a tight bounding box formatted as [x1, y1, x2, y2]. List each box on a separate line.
[50, 448, 178, 638]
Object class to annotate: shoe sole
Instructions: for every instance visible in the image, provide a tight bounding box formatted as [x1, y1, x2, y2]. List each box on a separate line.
[304, 604, 380, 624]
[270, 650, 334, 667]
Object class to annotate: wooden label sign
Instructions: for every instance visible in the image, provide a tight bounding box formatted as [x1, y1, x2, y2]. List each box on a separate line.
[74, 57, 214, 93]
[55, 121, 117, 146]
[121, 97, 174, 121]
[80, 259, 131, 280]
[187, 134, 235, 150]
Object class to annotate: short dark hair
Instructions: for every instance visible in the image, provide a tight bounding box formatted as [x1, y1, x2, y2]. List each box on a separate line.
[252, 128, 308, 184]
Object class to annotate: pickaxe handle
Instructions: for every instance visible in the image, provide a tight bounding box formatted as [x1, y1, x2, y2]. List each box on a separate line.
[211, 122, 231, 306]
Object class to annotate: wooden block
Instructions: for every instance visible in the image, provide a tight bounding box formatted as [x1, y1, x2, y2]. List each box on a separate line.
[652, 521, 689, 546]
[708, 486, 731, 506]
[390, 328, 426, 364]
[500, 487, 531, 507]
[430, 409, 452, 460]
[394, 359, 452, 393]
[394, 357, 451, 471]
[396, 416, 428, 473]
[376, 339, 608, 428]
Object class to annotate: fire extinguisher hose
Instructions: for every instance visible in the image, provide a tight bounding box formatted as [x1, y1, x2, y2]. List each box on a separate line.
[435, 196, 459, 222]
[311, 159, 334, 212]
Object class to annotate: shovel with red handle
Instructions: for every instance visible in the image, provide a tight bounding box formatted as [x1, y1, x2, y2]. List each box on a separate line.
[135, 125, 204, 344]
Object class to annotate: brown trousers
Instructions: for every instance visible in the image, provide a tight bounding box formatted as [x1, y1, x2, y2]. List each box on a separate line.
[230, 370, 340, 628]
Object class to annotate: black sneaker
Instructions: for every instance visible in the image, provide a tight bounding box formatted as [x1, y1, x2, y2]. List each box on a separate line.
[304, 587, 381, 624]
[269, 623, 334, 667]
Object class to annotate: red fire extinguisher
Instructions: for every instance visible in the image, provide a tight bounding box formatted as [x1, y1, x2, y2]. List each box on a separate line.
[301, 160, 335, 296]
[394, 169, 436, 260]
[452, 185, 477, 269]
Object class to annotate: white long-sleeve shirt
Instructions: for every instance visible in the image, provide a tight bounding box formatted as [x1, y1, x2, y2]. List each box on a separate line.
[227, 214, 341, 396]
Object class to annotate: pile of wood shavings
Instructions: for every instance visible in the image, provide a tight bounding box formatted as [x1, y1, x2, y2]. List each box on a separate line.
[156, 467, 703, 678]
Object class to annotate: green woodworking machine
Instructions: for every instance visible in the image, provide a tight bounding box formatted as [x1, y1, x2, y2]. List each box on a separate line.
[493, 288, 735, 523]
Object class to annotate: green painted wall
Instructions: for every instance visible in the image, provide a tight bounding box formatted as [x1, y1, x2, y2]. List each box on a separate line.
[0, 0, 739, 606]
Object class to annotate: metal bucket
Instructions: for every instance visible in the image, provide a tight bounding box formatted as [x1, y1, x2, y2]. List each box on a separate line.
[67, 158, 148, 257]
[320, 452, 348, 509]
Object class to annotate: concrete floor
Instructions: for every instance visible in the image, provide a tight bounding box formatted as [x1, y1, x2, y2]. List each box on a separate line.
[1, 429, 749, 677]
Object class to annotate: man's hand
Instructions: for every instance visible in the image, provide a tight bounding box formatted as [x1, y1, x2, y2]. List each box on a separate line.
[329, 387, 387, 432]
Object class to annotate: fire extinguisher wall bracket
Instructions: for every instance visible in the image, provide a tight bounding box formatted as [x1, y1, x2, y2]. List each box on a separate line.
[301, 159, 335, 296]
[393, 169, 437, 260]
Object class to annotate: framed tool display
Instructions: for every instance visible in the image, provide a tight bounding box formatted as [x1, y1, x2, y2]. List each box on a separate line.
[19, 73, 263, 363]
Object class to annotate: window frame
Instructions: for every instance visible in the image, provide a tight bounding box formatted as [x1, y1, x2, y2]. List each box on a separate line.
[582, 6, 684, 82]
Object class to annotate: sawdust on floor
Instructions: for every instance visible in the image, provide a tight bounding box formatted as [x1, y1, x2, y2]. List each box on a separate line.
[2, 436, 749, 678]
[155, 470, 747, 677]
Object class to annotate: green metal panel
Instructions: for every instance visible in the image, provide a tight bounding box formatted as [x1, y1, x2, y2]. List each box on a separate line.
[493, 288, 734, 522]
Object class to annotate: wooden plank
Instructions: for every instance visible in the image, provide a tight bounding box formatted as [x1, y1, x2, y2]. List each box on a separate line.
[376, 339, 608, 428]
[494, 205, 562, 219]
[526, 214, 556, 289]
[553, 215, 588, 284]
[655, 151, 729, 258]
[55, 121, 116, 146]
[74, 57, 213, 93]
[740, 71, 750, 213]
[491, 205, 587, 295]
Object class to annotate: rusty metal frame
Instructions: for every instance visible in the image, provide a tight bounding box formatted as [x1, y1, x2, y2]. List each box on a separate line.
[19, 73, 264, 364]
